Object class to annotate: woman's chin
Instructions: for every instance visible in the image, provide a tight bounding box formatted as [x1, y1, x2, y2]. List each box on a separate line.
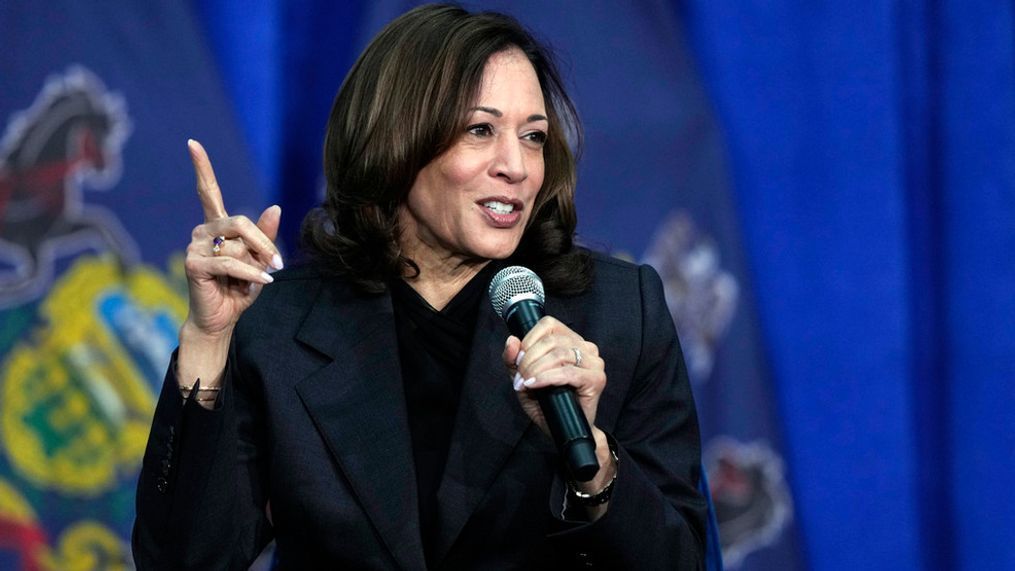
[466, 243, 520, 262]
[456, 232, 522, 261]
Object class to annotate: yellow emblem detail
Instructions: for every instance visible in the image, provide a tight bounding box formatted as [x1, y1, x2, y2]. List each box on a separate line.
[1, 255, 186, 495]
[40, 520, 130, 571]
[0, 476, 37, 525]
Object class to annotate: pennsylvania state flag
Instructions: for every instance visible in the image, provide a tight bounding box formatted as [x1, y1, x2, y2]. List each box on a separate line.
[0, 3, 262, 568]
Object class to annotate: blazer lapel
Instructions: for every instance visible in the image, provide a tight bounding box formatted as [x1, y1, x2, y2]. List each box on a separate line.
[293, 281, 426, 571]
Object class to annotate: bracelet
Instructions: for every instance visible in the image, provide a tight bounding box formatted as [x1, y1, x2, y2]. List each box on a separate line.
[179, 379, 221, 404]
[567, 440, 619, 506]
[178, 384, 221, 392]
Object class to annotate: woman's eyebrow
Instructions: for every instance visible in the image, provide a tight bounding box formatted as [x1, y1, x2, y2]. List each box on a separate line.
[469, 106, 547, 123]
[469, 105, 502, 117]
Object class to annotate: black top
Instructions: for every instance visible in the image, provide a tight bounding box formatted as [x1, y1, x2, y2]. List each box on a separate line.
[390, 262, 501, 566]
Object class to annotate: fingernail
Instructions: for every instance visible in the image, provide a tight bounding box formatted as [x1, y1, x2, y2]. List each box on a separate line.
[261, 271, 274, 283]
[523, 378, 536, 387]
[271, 254, 284, 271]
[515, 350, 525, 367]
[513, 372, 524, 391]
[248, 282, 260, 294]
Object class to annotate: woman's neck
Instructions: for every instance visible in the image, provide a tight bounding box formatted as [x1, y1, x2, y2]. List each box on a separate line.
[396, 204, 496, 310]
[400, 247, 490, 311]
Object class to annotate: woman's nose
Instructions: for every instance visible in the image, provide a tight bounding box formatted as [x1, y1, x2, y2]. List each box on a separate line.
[490, 135, 528, 183]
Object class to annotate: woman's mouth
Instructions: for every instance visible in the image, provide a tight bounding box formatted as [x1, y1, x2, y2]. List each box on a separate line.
[478, 198, 523, 227]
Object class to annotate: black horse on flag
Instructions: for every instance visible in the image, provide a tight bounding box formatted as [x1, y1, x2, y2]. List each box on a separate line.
[0, 66, 136, 308]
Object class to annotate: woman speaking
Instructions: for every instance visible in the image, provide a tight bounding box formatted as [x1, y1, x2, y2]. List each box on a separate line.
[133, 4, 706, 569]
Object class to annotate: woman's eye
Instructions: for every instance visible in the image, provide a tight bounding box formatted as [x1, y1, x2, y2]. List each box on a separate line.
[467, 123, 493, 137]
[524, 131, 547, 145]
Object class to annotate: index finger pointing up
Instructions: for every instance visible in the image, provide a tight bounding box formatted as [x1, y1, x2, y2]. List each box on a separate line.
[188, 139, 228, 222]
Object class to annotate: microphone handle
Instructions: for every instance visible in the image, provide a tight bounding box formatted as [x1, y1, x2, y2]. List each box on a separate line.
[506, 301, 600, 482]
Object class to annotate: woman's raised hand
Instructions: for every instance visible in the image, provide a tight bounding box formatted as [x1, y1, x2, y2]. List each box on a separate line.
[182, 140, 283, 338]
[176, 140, 282, 391]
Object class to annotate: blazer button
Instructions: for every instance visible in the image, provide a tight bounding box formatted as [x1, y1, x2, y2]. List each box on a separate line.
[156, 477, 168, 493]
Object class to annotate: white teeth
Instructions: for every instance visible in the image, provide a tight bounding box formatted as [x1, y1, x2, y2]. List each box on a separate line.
[482, 201, 514, 214]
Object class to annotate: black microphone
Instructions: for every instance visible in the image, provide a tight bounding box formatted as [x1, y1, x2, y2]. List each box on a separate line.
[489, 266, 599, 482]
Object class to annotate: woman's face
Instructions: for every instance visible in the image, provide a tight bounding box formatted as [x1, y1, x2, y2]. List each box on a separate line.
[399, 47, 547, 268]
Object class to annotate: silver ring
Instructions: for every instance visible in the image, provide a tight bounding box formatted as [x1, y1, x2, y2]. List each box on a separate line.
[572, 347, 583, 368]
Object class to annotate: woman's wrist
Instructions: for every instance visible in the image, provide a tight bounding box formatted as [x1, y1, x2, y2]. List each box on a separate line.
[564, 429, 617, 521]
[176, 319, 231, 390]
[573, 428, 616, 495]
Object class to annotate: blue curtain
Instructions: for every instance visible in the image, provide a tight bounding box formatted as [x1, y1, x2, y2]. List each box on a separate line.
[681, 1, 1015, 569]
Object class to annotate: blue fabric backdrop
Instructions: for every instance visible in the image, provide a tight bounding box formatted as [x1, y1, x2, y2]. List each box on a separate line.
[681, 2, 1015, 569]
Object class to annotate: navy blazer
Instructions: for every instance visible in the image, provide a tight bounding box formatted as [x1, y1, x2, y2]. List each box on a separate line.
[133, 252, 707, 569]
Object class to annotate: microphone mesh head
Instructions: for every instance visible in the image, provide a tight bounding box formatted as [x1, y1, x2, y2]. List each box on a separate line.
[489, 266, 545, 319]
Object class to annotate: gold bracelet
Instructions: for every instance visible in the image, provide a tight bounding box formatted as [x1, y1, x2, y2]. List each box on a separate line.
[178, 384, 221, 392]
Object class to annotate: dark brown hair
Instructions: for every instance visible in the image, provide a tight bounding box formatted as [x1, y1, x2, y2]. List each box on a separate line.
[302, 3, 592, 294]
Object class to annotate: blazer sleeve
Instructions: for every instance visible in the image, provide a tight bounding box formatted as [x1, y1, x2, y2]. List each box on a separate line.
[132, 347, 273, 570]
[546, 263, 708, 569]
